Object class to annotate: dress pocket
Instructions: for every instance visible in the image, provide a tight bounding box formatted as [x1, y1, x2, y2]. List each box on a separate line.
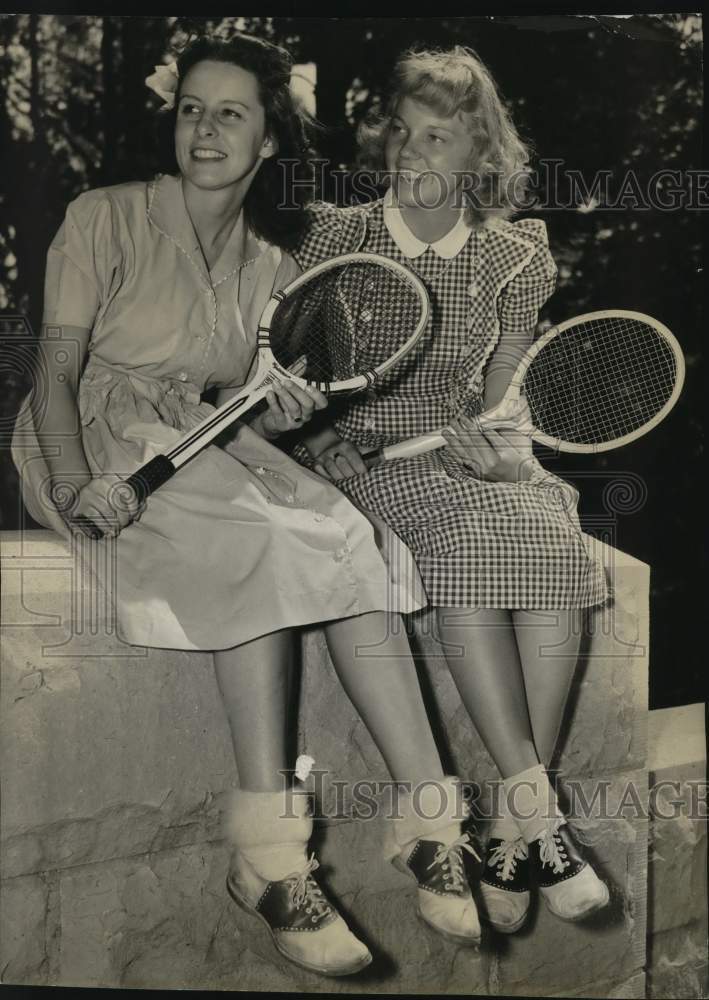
[245, 463, 301, 506]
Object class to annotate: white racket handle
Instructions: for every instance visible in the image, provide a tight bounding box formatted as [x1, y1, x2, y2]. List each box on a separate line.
[364, 409, 536, 467]
[367, 430, 448, 466]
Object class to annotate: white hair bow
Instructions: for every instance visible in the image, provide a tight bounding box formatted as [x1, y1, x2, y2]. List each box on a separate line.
[145, 58, 315, 115]
[145, 61, 179, 112]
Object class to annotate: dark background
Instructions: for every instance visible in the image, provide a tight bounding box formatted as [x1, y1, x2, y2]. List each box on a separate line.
[0, 14, 704, 710]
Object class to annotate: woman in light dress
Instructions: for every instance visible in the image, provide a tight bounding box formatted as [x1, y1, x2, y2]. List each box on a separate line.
[13, 34, 484, 978]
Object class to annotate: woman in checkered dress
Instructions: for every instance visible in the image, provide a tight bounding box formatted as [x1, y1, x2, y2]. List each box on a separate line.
[293, 46, 611, 934]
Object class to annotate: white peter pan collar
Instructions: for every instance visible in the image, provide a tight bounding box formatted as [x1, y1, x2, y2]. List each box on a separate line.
[382, 186, 473, 260]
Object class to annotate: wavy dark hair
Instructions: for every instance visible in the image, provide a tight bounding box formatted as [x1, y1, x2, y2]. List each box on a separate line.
[158, 34, 318, 251]
[358, 46, 532, 226]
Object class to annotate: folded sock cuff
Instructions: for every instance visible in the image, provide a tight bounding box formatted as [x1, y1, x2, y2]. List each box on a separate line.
[503, 766, 564, 843]
[384, 776, 469, 858]
[226, 786, 312, 848]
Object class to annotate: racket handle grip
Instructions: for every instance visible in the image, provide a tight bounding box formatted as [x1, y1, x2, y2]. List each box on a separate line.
[124, 454, 177, 504]
[69, 455, 177, 541]
[364, 431, 448, 468]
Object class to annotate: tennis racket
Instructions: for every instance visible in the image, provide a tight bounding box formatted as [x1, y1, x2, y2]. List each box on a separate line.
[363, 310, 685, 466]
[73, 252, 429, 538]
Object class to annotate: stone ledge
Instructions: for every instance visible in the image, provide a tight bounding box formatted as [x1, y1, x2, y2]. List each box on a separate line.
[1, 633, 235, 879]
[1, 793, 648, 996]
[647, 703, 707, 1000]
[0, 831, 491, 993]
[647, 920, 709, 1000]
[1, 529, 651, 995]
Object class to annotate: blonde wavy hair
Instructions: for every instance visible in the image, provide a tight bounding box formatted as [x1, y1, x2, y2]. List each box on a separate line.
[357, 46, 532, 225]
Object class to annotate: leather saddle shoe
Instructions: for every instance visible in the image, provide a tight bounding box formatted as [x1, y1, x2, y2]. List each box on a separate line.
[528, 823, 609, 922]
[394, 833, 482, 947]
[227, 851, 372, 977]
[479, 835, 531, 934]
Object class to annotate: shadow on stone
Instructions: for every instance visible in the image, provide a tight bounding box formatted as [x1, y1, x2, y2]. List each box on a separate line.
[552, 621, 593, 770]
[406, 620, 457, 777]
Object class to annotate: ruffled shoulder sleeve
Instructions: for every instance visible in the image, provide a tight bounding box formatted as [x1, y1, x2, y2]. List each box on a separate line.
[44, 189, 123, 329]
[293, 201, 358, 271]
[497, 218, 558, 334]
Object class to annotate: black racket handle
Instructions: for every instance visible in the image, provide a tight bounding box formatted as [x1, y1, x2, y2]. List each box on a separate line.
[124, 454, 177, 503]
[70, 455, 177, 540]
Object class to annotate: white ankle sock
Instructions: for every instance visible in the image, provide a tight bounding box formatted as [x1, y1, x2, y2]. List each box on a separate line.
[488, 783, 523, 842]
[503, 764, 564, 844]
[228, 787, 312, 880]
[239, 841, 309, 881]
[385, 776, 468, 861]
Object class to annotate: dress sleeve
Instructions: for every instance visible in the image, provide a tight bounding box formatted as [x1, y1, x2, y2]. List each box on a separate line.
[497, 219, 557, 335]
[272, 249, 302, 293]
[292, 201, 349, 272]
[43, 189, 122, 329]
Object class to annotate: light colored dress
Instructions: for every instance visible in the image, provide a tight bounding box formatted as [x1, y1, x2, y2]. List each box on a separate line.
[12, 174, 424, 650]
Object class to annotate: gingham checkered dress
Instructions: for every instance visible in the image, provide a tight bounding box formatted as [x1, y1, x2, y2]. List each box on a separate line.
[293, 200, 608, 609]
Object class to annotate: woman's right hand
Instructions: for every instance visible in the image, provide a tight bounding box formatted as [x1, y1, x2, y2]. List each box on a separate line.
[67, 477, 143, 539]
[442, 415, 534, 483]
[313, 439, 368, 481]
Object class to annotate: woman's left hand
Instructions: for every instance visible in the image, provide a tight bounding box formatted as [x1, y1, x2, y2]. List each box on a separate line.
[257, 380, 328, 439]
[442, 414, 535, 483]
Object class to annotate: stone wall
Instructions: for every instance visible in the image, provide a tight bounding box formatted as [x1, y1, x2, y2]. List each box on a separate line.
[1, 530, 651, 995]
[646, 704, 708, 1000]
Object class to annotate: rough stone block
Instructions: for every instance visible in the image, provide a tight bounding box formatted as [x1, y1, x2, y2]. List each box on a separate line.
[647, 703, 708, 999]
[649, 762, 707, 936]
[648, 704, 707, 935]
[0, 873, 52, 986]
[647, 920, 709, 1000]
[1, 621, 236, 878]
[548, 970, 645, 998]
[54, 842, 241, 989]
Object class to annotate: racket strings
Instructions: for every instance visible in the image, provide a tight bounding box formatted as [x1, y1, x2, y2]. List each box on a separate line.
[528, 332, 671, 442]
[524, 317, 678, 444]
[268, 261, 424, 384]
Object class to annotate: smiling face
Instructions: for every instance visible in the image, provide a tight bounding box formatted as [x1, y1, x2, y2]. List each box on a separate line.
[174, 60, 275, 196]
[384, 96, 477, 210]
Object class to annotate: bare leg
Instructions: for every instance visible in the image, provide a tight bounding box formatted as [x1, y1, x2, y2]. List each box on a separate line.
[325, 611, 480, 946]
[436, 607, 539, 778]
[513, 609, 582, 766]
[324, 612, 445, 784]
[218, 630, 374, 975]
[213, 630, 293, 792]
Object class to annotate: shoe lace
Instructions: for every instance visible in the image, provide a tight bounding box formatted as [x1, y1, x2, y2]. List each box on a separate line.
[487, 837, 528, 882]
[285, 853, 332, 919]
[537, 824, 570, 875]
[428, 833, 481, 892]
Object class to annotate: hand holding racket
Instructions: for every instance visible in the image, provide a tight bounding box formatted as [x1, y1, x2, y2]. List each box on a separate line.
[71, 252, 430, 539]
[441, 400, 537, 481]
[363, 310, 685, 467]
